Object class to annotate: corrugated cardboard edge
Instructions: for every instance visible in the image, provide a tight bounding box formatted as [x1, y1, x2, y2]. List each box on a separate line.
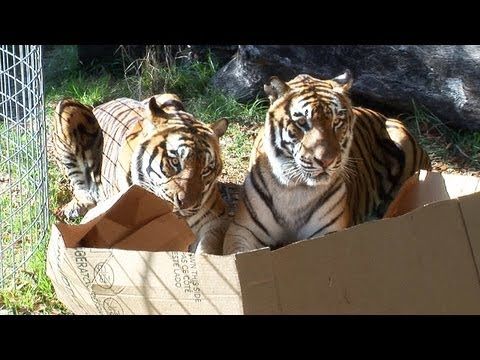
[458, 193, 480, 285]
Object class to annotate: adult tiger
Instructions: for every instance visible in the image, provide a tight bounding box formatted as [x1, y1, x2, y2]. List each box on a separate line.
[223, 72, 431, 254]
[53, 94, 229, 254]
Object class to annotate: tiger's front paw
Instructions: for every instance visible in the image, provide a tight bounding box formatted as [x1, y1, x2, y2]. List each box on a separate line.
[56, 200, 90, 222]
[193, 238, 223, 255]
[223, 237, 255, 255]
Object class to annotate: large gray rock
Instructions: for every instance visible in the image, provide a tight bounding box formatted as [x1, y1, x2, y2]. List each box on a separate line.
[212, 45, 480, 130]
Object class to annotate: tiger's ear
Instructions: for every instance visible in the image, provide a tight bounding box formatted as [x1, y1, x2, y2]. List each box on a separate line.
[264, 76, 290, 104]
[142, 97, 171, 134]
[145, 97, 171, 126]
[148, 97, 168, 119]
[332, 70, 353, 92]
[211, 118, 228, 137]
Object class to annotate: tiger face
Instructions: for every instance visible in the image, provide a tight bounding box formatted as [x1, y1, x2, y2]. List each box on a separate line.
[129, 97, 228, 217]
[263, 72, 356, 187]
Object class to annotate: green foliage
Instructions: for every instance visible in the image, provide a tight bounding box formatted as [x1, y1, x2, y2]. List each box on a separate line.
[0, 242, 67, 314]
[404, 102, 480, 170]
[44, 46, 131, 114]
[45, 71, 130, 110]
[185, 90, 267, 125]
[143, 56, 217, 98]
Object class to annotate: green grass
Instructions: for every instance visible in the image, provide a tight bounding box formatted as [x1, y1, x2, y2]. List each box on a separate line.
[0, 118, 66, 313]
[1, 161, 74, 314]
[44, 46, 132, 118]
[0, 241, 66, 314]
[49, 73, 114, 106]
[139, 54, 218, 99]
[403, 102, 480, 175]
[2, 45, 480, 315]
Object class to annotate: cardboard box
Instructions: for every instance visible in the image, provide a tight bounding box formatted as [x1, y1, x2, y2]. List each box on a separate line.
[46, 171, 480, 314]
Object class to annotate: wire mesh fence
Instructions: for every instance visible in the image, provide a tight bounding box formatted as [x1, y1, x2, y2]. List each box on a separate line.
[0, 45, 48, 288]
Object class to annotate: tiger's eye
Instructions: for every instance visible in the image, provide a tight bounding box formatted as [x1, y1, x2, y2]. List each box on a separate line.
[297, 118, 306, 126]
[171, 158, 179, 166]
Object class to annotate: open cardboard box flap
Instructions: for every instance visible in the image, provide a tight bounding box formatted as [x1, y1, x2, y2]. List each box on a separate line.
[55, 185, 195, 252]
[46, 171, 480, 314]
[384, 170, 480, 218]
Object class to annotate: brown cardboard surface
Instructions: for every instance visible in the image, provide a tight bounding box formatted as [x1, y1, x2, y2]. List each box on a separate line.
[46, 172, 480, 315]
[47, 226, 244, 314]
[56, 185, 195, 252]
[235, 248, 280, 314]
[262, 200, 480, 314]
[458, 193, 480, 284]
[46, 185, 243, 314]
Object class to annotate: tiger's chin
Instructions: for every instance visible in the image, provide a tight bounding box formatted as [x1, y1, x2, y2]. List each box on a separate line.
[280, 169, 336, 187]
[150, 189, 200, 217]
[300, 163, 343, 187]
[304, 171, 331, 186]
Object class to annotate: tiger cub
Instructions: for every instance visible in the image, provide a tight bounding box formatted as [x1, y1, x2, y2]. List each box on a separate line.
[223, 71, 431, 254]
[53, 94, 230, 254]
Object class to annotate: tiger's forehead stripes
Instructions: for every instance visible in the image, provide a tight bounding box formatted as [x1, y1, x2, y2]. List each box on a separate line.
[160, 105, 210, 128]
[166, 133, 194, 149]
[277, 77, 351, 122]
[287, 93, 343, 121]
[158, 110, 216, 139]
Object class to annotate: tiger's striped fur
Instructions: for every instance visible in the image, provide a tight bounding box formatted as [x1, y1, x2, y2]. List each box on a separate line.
[53, 94, 230, 254]
[223, 72, 431, 254]
[52, 99, 103, 219]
